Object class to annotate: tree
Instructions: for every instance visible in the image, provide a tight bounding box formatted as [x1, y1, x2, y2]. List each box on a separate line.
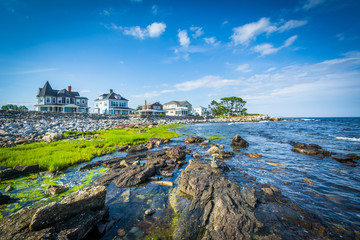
[1, 104, 28, 111]
[208, 97, 246, 116]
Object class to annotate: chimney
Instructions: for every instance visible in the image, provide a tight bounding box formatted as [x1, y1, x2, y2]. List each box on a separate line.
[109, 89, 113, 94]
[68, 86, 71, 92]
[144, 100, 147, 109]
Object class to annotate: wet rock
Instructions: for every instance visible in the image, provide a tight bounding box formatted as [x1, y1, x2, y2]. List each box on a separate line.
[0, 164, 39, 181]
[152, 181, 174, 187]
[78, 161, 103, 171]
[230, 134, 249, 149]
[30, 185, 107, 231]
[0, 186, 108, 240]
[192, 152, 201, 159]
[145, 208, 156, 216]
[126, 144, 148, 154]
[174, 161, 264, 240]
[0, 192, 12, 204]
[246, 153, 263, 158]
[160, 170, 174, 178]
[290, 141, 332, 158]
[331, 154, 357, 166]
[113, 165, 156, 188]
[45, 185, 68, 195]
[166, 147, 186, 161]
[184, 136, 205, 144]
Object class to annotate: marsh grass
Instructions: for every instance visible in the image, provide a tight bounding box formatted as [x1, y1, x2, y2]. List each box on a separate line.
[0, 124, 182, 171]
[209, 136, 226, 139]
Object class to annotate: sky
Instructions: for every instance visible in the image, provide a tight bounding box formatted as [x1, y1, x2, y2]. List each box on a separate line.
[0, 0, 360, 117]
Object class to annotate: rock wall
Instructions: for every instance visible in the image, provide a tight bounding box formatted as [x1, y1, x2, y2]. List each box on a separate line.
[0, 110, 274, 147]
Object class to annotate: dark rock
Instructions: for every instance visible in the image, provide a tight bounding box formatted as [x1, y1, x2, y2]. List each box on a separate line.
[79, 161, 103, 171]
[290, 141, 332, 158]
[159, 170, 174, 178]
[0, 192, 12, 205]
[230, 134, 249, 149]
[166, 147, 186, 160]
[45, 185, 68, 195]
[126, 144, 148, 154]
[347, 153, 360, 160]
[149, 176, 162, 181]
[331, 154, 357, 166]
[30, 185, 106, 231]
[184, 136, 205, 144]
[173, 161, 264, 240]
[113, 165, 156, 188]
[117, 145, 128, 152]
[0, 165, 39, 181]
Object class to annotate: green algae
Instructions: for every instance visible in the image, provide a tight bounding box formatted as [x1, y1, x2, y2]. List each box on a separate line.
[0, 124, 183, 171]
[208, 136, 226, 139]
[0, 167, 108, 219]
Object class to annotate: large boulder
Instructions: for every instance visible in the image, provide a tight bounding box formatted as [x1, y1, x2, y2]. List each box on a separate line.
[230, 135, 249, 149]
[0, 186, 108, 240]
[30, 185, 106, 231]
[166, 147, 186, 161]
[43, 132, 64, 143]
[289, 141, 332, 158]
[184, 136, 205, 144]
[0, 164, 39, 181]
[173, 161, 264, 240]
[126, 144, 148, 154]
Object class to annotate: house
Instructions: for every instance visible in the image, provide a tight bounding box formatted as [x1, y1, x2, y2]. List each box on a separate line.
[137, 100, 166, 115]
[163, 100, 192, 116]
[94, 89, 132, 115]
[192, 106, 209, 116]
[34, 81, 89, 113]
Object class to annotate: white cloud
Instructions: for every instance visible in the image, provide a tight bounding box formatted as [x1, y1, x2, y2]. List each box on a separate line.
[203, 37, 220, 46]
[253, 35, 298, 56]
[278, 20, 308, 32]
[266, 67, 277, 72]
[236, 64, 252, 73]
[303, 0, 326, 10]
[230, 17, 276, 46]
[112, 22, 166, 39]
[178, 30, 190, 47]
[190, 26, 204, 39]
[222, 21, 229, 25]
[231, 18, 307, 46]
[152, 5, 158, 15]
[132, 91, 161, 98]
[336, 33, 345, 41]
[175, 75, 242, 91]
[147, 22, 166, 38]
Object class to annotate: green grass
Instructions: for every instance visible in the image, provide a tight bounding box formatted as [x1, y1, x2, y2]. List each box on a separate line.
[0, 124, 182, 171]
[209, 136, 226, 140]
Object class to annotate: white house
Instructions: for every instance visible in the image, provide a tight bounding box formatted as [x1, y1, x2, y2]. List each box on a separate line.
[163, 100, 192, 116]
[34, 81, 89, 113]
[192, 106, 209, 116]
[94, 89, 132, 115]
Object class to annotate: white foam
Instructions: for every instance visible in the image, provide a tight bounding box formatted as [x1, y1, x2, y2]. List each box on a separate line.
[334, 136, 360, 142]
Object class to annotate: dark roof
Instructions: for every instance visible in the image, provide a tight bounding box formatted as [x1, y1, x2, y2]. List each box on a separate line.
[37, 81, 84, 98]
[95, 92, 128, 101]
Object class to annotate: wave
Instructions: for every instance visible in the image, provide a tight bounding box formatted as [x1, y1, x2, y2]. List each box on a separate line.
[330, 135, 360, 142]
[301, 118, 320, 121]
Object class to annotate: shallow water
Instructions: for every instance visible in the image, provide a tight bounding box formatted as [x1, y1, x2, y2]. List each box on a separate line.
[177, 118, 360, 233]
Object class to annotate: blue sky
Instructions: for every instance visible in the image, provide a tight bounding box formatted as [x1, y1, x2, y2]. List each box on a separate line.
[0, 0, 359, 117]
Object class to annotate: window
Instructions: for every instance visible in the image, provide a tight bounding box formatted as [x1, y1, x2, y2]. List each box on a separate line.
[82, 100, 85, 104]
[52, 98, 56, 103]
[46, 97, 50, 103]
[66, 98, 70, 104]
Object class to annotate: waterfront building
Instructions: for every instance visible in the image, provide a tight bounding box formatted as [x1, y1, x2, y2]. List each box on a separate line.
[35, 81, 89, 113]
[137, 100, 166, 115]
[163, 100, 192, 116]
[94, 89, 131, 115]
[192, 106, 209, 116]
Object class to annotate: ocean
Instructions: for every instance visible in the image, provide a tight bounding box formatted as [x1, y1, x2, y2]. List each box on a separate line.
[177, 117, 360, 235]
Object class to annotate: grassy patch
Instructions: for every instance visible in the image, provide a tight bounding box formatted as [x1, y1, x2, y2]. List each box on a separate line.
[208, 136, 226, 140]
[0, 124, 183, 171]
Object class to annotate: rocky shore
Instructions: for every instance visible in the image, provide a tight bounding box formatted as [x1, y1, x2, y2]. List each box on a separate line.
[0, 110, 279, 147]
